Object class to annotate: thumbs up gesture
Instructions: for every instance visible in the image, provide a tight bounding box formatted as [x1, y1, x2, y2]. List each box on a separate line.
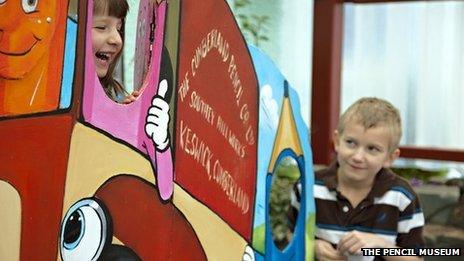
[145, 79, 170, 151]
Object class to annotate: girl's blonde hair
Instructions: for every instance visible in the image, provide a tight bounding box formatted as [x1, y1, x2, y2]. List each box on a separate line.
[338, 97, 402, 152]
[93, 0, 129, 100]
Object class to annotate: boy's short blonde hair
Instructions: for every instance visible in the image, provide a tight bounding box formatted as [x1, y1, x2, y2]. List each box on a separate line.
[337, 97, 402, 152]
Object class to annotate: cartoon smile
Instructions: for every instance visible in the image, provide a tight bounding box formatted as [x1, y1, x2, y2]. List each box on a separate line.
[0, 35, 40, 56]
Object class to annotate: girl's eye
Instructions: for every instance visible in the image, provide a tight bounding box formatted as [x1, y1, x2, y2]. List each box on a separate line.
[94, 26, 106, 30]
[22, 0, 38, 13]
[368, 146, 380, 153]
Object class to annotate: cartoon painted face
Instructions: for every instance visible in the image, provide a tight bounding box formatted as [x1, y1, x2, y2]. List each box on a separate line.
[92, 13, 123, 78]
[0, 0, 59, 79]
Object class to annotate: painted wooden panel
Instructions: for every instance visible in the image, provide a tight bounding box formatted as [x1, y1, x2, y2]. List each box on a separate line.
[174, 0, 258, 242]
[0, 0, 314, 260]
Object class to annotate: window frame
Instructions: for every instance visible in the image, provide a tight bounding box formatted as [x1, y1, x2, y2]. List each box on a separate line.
[311, 0, 464, 165]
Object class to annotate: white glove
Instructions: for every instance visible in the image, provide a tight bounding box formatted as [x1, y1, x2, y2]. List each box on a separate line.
[145, 79, 170, 151]
[242, 245, 255, 261]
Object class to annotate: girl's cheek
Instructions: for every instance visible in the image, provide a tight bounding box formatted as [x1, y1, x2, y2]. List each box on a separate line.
[91, 31, 99, 49]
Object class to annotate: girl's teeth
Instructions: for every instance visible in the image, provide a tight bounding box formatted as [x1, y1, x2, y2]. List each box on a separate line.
[96, 52, 110, 60]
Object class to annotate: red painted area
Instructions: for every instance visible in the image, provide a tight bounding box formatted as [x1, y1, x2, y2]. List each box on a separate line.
[174, 0, 258, 240]
[95, 176, 206, 260]
[0, 115, 74, 260]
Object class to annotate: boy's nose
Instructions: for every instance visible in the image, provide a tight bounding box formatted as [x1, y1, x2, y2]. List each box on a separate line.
[352, 148, 365, 162]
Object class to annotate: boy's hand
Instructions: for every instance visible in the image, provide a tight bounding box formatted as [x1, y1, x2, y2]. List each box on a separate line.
[337, 230, 389, 255]
[315, 239, 347, 261]
[123, 90, 140, 104]
[145, 79, 170, 151]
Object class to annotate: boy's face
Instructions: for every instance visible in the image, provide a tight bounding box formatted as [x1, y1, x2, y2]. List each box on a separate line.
[333, 121, 400, 185]
[92, 11, 123, 78]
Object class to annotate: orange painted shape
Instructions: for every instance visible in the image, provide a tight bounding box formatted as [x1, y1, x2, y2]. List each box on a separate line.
[0, 0, 68, 116]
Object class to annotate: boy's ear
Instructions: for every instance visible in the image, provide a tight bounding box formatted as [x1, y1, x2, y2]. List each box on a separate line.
[332, 130, 340, 152]
[383, 148, 400, 168]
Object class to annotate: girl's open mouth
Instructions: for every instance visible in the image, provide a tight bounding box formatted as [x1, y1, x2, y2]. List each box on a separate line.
[95, 51, 112, 62]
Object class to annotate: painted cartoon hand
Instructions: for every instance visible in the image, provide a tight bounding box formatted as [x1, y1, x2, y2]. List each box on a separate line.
[242, 245, 255, 261]
[145, 79, 170, 151]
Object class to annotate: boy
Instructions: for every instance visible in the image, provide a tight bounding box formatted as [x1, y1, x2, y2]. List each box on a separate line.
[315, 97, 424, 261]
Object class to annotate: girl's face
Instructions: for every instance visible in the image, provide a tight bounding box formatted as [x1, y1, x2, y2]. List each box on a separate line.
[92, 11, 123, 78]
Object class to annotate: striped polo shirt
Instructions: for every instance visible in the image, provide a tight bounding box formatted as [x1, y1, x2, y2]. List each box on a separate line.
[315, 163, 425, 255]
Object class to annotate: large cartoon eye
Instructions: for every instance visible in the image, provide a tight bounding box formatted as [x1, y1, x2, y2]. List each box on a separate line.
[21, 0, 38, 13]
[60, 198, 112, 261]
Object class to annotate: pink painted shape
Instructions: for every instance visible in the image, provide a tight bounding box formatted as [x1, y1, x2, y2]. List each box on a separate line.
[83, 0, 173, 200]
[133, 0, 153, 90]
[146, 144, 173, 200]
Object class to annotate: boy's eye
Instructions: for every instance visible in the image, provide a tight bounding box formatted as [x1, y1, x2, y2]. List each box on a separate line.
[22, 0, 38, 13]
[345, 139, 356, 147]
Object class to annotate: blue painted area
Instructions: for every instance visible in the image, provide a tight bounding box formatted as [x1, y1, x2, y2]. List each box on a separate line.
[248, 44, 315, 258]
[254, 251, 265, 261]
[60, 18, 77, 109]
[265, 150, 306, 260]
